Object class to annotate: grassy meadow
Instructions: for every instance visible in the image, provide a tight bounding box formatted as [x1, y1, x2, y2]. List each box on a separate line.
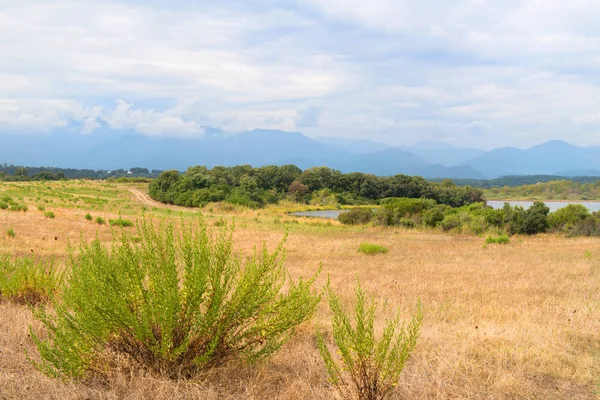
[0, 180, 599, 399]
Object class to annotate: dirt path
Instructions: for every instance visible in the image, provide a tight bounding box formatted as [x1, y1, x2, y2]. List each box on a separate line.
[129, 188, 171, 209]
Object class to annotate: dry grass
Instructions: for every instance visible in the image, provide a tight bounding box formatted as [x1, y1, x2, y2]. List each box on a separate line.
[0, 181, 599, 399]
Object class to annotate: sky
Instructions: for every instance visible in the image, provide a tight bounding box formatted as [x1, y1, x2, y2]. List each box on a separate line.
[2, 0, 600, 150]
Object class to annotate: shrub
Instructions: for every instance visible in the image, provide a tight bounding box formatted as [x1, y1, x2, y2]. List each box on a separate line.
[37, 205, 46, 212]
[0, 255, 61, 305]
[568, 213, 600, 237]
[358, 243, 389, 255]
[109, 218, 134, 228]
[6, 228, 15, 238]
[521, 202, 550, 235]
[422, 205, 448, 227]
[8, 204, 28, 212]
[440, 214, 462, 231]
[317, 282, 423, 400]
[338, 208, 374, 225]
[485, 235, 510, 245]
[397, 217, 415, 229]
[0, 201, 8, 210]
[44, 211, 55, 219]
[31, 217, 320, 379]
[548, 204, 590, 232]
[84, 213, 93, 221]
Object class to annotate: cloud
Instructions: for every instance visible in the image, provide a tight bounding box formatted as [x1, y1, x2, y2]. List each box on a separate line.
[295, 106, 322, 128]
[2, 0, 600, 148]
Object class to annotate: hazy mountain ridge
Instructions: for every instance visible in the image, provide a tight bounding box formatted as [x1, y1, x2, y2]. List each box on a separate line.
[0, 129, 598, 179]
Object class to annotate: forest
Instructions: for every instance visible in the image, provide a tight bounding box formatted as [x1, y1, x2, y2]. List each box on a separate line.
[148, 165, 485, 209]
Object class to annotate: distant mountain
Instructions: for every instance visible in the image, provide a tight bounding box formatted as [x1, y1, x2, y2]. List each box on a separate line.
[2, 130, 596, 180]
[317, 137, 486, 167]
[0, 128, 483, 178]
[315, 137, 390, 154]
[553, 169, 600, 177]
[463, 140, 600, 178]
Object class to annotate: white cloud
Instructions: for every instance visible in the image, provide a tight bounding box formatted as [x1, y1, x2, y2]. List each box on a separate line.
[2, 0, 600, 147]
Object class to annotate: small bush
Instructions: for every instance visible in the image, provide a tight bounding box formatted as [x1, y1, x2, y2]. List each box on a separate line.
[109, 218, 134, 228]
[37, 205, 46, 212]
[6, 228, 15, 238]
[485, 235, 510, 245]
[31, 217, 320, 379]
[95, 217, 105, 225]
[358, 243, 389, 255]
[84, 213, 93, 221]
[338, 208, 374, 225]
[317, 282, 423, 400]
[0, 201, 8, 210]
[0, 255, 61, 305]
[8, 204, 28, 212]
[44, 211, 55, 219]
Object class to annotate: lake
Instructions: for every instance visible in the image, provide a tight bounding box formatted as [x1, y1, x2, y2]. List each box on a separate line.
[291, 200, 600, 219]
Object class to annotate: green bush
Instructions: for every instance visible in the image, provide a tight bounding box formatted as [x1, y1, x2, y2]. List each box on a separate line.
[6, 228, 15, 238]
[485, 235, 510, 245]
[440, 214, 462, 231]
[0, 201, 8, 210]
[31, 218, 320, 379]
[8, 204, 28, 212]
[109, 218, 134, 228]
[95, 217, 105, 225]
[358, 243, 389, 255]
[548, 204, 590, 232]
[0, 255, 61, 305]
[44, 211, 55, 219]
[84, 213, 93, 221]
[37, 205, 46, 212]
[338, 208, 374, 225]
[568, 213, 600, 237]
[317, 282, 422, 400]
[422, 205, 448, 227]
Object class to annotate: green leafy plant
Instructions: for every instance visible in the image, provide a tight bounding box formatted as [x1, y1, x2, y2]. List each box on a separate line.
[0, 255, 61, 305]
[44, 211, 55, 219]
[37, 205, 46, 212]
[338, 208, 374, 225]
[109, 218, 134, 228]
[0, 200, 8, 210]
[317, 282, 423, 400]
[31, 217, 320, 379]
[485, 235, 510, 245]
[6, 228, 15, 238]
[95, 217, 105, 225]
[358, 243, 389, 255]
[8, 204, 28, 212]
[84, 213, 93, 221]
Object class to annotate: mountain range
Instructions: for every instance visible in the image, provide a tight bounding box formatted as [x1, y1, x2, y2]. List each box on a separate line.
[1, 127, 599, 179]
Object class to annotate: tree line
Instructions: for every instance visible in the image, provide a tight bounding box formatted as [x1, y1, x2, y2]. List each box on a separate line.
[0, 164, 163, 181]
[149, 165, 485, 209]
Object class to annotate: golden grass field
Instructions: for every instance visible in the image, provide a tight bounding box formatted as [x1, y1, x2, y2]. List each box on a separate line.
[0, 180, 599, 399]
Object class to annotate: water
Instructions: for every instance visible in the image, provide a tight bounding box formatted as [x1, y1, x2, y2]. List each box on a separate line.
[487, 200, 600, 212]
[291, 201, 600, 219]
[290, 210, 347, 219]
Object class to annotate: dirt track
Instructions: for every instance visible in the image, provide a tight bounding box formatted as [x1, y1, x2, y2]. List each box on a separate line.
[129, 188, 170, 208]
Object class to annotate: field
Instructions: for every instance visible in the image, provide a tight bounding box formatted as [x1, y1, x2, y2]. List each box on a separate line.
[0, 181, 599, 399]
